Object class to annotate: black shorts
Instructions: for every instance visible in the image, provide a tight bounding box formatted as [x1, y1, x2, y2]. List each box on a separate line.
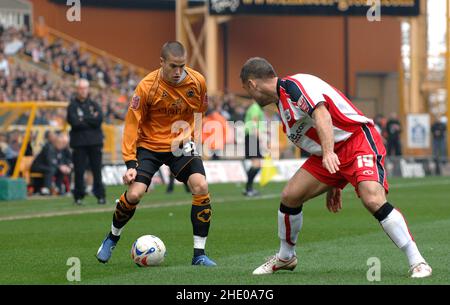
[245, 134, 263, 159]
[135, 147, 206, 187]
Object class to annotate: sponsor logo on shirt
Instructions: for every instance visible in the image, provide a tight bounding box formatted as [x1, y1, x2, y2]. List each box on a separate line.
[287, 122, 307, 143]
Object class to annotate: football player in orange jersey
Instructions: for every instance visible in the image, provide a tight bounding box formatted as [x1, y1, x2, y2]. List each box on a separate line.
[96, 41, 216, 266]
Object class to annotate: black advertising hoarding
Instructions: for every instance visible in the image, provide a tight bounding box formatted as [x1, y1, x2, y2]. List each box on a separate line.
[208, 0, 420, 16]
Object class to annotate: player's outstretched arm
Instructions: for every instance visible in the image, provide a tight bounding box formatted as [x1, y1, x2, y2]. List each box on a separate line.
[312, 104, 340, 174]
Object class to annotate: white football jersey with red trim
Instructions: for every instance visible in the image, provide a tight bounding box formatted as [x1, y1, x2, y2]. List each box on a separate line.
[276, 73, 374, 155]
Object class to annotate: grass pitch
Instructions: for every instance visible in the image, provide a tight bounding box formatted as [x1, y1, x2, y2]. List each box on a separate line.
[0, 176, 449, 285]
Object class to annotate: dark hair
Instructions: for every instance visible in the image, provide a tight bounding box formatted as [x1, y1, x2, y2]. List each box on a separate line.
[161, 41, 186, 60]
[240, 57, 277, 83]
[44, 130, 54, 140]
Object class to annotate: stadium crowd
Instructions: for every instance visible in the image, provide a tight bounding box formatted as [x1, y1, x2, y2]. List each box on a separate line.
[1, 24, 447, 197]
[0, 25, 254, 195]
[0, 26, 128, 122]
[1, 25, 141, 95]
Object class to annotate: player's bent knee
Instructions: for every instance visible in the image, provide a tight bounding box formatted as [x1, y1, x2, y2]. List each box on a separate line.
[126, 188, 145, 204]
[361, 197, 384, 213]
[358, 181, 385, 197]
[358, 182, 386, 212]
[190, 179, 208, 195]
[281, 189, 304, 207]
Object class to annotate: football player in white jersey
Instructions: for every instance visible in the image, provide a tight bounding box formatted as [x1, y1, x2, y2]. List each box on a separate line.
[240, 57, 431, 278]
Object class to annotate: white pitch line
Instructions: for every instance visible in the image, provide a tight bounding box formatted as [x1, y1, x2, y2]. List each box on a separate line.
[0, 193, 277, 222]
[1, 179, 450, 222]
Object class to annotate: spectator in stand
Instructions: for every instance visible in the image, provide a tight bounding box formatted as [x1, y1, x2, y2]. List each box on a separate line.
[0, 91, 9, 102]
[374, 114, 384, 135]
[78, 65, 93, 81]
[100, 94, 125, 124]
[373, 113, 387, 145]
[30, 130, 58, 195]
[0, 25, 132, 129]
[431, 115, 447, 175]
[62, 57, 75, 75]
[2, 64, 73, 103]
[0, 52, 9, 76]
[34, 109, 50, 125]
[54, 134, 73, 195]
[4, 32, 24, 55]
[5, 130, 21, 175]
[386, 112, 402, 156]
[0, 133, 9, 159]
[222, 93, 236, 120]
[202, 105, 228, 160]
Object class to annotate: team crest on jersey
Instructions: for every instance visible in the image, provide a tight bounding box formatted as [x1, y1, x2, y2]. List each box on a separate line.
[187, 88, 195, 98]
[299, 96, 310, 113]
[130, 95, 140, 110]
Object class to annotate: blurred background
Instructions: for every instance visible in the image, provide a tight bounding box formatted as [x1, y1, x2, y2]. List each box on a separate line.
[0, 0, 449, 198]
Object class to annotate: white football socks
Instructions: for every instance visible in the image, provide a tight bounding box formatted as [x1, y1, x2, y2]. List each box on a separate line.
[379, 208, 425, 266]
[194, 235, 207, 249]
[111, 224, 124, 237]
[278, 209, 303, 260]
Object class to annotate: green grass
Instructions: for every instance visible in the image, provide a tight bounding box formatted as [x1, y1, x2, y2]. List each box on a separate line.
[0, 176, 449, 285]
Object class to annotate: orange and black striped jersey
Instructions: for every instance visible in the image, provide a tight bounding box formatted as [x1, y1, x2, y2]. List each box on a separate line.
[122, 67, 207, 165]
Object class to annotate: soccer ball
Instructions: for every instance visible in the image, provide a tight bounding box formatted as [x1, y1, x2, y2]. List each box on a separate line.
[131, 235, 166, 267]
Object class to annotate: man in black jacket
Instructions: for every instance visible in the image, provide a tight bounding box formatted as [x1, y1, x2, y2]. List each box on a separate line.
[54, 134, 73, 195]
[30, 130, 58, 195]
[431, 115, 447, 175]
[386, 112, 402, 156]
[67, 78, 106, 205]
